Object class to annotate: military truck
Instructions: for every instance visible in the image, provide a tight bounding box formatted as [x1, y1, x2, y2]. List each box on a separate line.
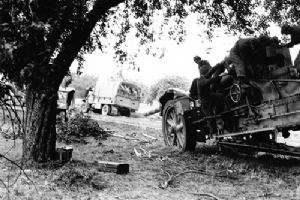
[82, 78, 141, 116]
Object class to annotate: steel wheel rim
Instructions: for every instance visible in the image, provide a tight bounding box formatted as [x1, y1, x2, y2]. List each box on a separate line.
[230, 83, 241, 103]
[164, 105, 185, 149]
[102, 105, 109, 114]
[176, 115, 185, 149]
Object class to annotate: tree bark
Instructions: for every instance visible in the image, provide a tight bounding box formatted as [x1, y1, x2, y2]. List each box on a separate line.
[22, 86, 58, 164]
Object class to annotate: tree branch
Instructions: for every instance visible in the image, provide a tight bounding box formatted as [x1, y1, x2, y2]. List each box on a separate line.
[53, 0, 125, 84]
[0, 153, 37, 191]
[159, 169, 239, 189]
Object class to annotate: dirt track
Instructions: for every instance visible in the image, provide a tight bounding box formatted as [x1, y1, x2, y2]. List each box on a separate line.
[90, 112, 162, 130]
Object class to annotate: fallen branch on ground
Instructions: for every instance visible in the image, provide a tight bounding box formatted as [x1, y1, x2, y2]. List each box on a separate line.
[190, 192, 223, 200]
[111, 133, 151, 143]
[159, 169, 239, 189]
[134, 147, 179, 160]
[111, 133, 149, 143]
[112, 133, 137, 140]
[139, 146, 151, 158]
[257, 193, 281, 198]
[133, 147, 142, 157]
[132, 148, 181, 163]
[104, 129, 115, 133]
[142, 133, 157, 140]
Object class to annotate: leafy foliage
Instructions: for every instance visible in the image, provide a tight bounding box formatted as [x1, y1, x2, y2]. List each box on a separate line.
[264, 0, 300, 25]
[106, 0, 300, 64]
[0, 0, 88, 85]
[0, 0, 300, 82]
[1, 0, 300, 86]
[146, 75, 190, 103]
[56, 112, 108, 144]
[0, 0, 122, 88]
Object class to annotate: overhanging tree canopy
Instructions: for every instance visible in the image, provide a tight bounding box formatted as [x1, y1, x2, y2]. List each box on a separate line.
[0, 0, 299, 163]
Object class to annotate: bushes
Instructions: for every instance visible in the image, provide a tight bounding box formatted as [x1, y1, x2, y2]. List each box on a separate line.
[56, 112, 108, 143]
[146, 75, 190, 104]
[54, 166, 107, 191]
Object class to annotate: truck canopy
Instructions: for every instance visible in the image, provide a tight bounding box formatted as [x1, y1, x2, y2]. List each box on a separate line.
[94, 79, 141, 100]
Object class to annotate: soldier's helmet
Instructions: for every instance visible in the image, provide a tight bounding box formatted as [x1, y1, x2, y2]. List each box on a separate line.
[193, 56, 201, 64]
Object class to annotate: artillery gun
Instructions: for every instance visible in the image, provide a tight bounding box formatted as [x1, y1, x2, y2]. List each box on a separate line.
[159, 47, 300, 157]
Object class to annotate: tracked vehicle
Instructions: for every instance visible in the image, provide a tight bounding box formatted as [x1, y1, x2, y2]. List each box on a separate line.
[159, 47, 300, 157]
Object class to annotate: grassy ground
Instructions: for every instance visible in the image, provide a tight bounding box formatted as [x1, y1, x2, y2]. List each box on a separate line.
[1, 118, 300, 199]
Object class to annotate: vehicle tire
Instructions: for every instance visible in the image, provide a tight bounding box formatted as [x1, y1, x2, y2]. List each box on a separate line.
[162, 100, 196, 151]
[125, 109, 131, 117]
[119, 108, 130, 117]
[81, 103, 90, 113]
[101, 104, 111, 116]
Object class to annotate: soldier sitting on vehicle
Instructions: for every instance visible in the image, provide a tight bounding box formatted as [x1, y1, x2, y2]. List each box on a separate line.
[229, 35, 285, 83]
[190, 59, 211, 99]
[281, 24, 300, 72]
[193, 55, 202, 69]
[189, 58, 234, 99]
[209, 58, 235, 92]
[281, 24, 300, 48]
[200, 64, 224, 137]
[189, 60, 224, 137]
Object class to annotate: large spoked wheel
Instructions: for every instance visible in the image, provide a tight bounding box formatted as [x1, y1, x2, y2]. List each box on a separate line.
[162, 100, 196, 151]
[101, 104, 111, 116]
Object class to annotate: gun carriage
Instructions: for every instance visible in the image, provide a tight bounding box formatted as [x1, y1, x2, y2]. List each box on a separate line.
[159, 47, 300, 156]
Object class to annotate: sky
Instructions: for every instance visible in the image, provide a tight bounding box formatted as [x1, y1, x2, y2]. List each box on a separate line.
[71, 20, 300, 87]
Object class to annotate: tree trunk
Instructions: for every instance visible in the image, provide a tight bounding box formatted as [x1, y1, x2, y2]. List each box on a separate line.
[21, 0, 126, 164]
[22, 85, 58, 164]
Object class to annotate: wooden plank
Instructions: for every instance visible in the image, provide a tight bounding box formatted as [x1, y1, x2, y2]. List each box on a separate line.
[97, 161, 129, 174]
